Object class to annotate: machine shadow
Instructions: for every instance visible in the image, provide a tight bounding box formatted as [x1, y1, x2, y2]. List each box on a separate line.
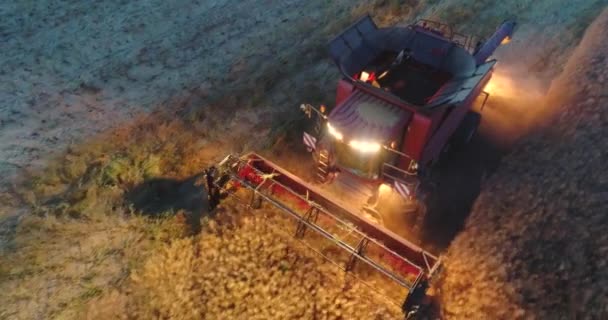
[124, 173, 209, 233]
[420, 135, 506, 251]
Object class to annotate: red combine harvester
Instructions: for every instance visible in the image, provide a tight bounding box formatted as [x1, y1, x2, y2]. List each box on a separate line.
[207, 16, 515, 319]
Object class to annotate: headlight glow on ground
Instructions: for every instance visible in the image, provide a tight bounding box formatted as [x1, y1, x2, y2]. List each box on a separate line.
[327, 122, 343, 141]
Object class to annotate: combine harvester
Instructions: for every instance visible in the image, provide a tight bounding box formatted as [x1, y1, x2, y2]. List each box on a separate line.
[206, 16, 515, 319]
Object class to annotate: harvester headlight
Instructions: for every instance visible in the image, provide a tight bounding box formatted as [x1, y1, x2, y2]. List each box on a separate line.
[327, 123, 343, 141]
[360, 71, 370, 82]
[348, 140, 381, 153]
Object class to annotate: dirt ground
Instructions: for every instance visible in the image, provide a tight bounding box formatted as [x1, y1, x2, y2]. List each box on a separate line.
[1, 0, 607, 319]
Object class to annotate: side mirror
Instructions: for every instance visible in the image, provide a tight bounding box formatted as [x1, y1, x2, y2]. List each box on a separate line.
[300, 104, 312, 118]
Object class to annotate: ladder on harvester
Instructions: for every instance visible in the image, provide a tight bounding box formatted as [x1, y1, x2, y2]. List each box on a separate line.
[316, 149, 330, 183]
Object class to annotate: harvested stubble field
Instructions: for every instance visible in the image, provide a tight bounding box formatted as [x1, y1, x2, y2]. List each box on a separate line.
[1, 0, 607, 319]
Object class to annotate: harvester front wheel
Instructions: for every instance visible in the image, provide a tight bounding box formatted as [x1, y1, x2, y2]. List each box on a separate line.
[452, 111, 481, 148]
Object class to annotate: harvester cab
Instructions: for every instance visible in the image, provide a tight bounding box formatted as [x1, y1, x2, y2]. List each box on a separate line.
[301, 15, 516, 227]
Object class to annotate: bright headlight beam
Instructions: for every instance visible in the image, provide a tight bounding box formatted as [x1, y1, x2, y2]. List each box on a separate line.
[327, 123, 343, 141]
[348, 140, 381, 153]
[360, 71, 370, 82]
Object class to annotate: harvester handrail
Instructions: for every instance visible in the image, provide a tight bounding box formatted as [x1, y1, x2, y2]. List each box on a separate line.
[231, 174, 415, 290]
[413, 19, 454, 39]
[383, 146, 417, 169]
[234, 157, 430, 273]
[413, 19, 479, 53]
[383, 162, 417, 177]
[381, 147, 420, 195]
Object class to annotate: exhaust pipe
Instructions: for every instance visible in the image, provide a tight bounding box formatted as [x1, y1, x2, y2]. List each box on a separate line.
[474, 20, 517, 65]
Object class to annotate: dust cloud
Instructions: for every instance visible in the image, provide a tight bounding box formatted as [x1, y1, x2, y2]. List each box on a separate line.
[478, 64, 548, 147]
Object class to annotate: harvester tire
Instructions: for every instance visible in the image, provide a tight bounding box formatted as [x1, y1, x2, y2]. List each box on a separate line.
[452, 111, 481, 148]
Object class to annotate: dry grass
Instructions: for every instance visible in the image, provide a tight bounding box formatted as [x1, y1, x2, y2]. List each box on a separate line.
[0, 212, 185, 319]
[14, 114, 212, 212]
[85, 200, 402, 319]
[0, 114, 216, 319]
